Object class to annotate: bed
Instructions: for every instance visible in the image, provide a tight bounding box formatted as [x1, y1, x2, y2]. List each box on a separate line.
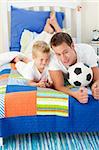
[0, 0, 99, 146]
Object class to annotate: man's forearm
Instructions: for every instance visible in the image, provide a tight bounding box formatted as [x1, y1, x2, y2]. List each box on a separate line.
[92, 67, 99, 81]
[55, 85, 77, 98]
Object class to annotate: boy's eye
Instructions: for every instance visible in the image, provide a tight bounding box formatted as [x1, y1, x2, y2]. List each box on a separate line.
[56, 53, 61, 56]
[41, 59, 43, 61]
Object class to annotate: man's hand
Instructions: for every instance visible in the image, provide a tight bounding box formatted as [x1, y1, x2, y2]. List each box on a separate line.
[91, 81, 99, 100]
[74, 87, 88, 104]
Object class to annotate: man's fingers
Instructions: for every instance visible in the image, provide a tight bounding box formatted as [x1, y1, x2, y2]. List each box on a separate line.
[79, 87, 88, 96]
[92, 83, 98, 90]
[79, 87, 85, 93]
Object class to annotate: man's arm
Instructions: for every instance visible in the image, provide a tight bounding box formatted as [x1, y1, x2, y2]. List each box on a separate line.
[92, 67, 99, 81]
[91, 67, 99, 99]
[49, 70, 88, 103]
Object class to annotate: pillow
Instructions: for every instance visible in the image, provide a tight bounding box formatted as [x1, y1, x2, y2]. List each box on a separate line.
[20, 28, 73, 60]
[0, 52, 26, 66]
[20, 30, 53, 60]
[10, 6, 64, 51]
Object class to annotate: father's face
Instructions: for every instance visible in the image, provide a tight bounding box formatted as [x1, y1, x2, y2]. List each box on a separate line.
[52, 42, 77, 67]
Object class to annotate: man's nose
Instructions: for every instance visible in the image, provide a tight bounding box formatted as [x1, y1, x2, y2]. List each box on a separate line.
[61, 54, 66, 62]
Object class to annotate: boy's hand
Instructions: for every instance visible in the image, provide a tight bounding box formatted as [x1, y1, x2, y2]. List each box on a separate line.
[12, 56, 20, 63]
[91, 81, 99, 100]
[37, 81, 46, 88]
[74, 87, 88, 103]
[45, 81, 53, 88]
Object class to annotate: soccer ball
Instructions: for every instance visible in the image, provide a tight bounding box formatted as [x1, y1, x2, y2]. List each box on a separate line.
[67, 62, 93, 87]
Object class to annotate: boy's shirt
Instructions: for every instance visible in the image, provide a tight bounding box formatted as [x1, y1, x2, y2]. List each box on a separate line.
[15, 60, 51, 82]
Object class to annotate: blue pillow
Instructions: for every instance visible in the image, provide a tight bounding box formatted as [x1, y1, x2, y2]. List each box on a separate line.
[10, 6, 64, 51]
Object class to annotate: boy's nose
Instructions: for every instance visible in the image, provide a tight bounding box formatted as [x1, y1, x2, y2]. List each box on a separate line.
[42, 61, 46, 65]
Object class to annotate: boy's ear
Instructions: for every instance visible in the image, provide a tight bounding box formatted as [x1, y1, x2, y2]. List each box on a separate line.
[32, 54, 36, 59]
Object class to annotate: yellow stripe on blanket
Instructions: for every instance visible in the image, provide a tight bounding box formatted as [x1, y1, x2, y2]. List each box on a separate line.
[37, 110, 68, 117]
[37, 94, 69, 117]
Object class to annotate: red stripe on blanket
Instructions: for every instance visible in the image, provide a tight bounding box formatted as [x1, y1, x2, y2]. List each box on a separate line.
[5, 91, 37, 117]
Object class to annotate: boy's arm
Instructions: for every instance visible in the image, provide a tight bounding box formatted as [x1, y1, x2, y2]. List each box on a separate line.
[49, 70, 88, 103]
[28, 80, 46, 88]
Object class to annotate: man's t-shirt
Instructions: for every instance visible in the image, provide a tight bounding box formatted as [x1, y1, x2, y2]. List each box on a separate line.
[49, 43, 98, 73]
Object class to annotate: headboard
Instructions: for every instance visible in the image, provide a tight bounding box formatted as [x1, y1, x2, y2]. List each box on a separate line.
[1, 0, 81, 52]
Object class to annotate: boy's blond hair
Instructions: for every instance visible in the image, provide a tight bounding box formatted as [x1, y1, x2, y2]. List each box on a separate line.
[32, 41, 50, 57]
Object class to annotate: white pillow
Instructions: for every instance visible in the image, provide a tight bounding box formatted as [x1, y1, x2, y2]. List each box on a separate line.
[20, 28, 75, 60]
[0, 51, 26, 66]
[20, 30, 53, 60]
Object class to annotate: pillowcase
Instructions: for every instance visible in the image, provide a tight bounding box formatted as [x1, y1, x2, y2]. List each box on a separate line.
[10, 6, 64, 51]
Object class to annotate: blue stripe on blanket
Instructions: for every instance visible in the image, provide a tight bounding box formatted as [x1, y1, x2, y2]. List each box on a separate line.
[6, 85, 37, 93]
[0, 69, 11, 75]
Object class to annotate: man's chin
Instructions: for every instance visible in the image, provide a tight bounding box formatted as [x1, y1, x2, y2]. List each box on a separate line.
[63, 62, 70, 67]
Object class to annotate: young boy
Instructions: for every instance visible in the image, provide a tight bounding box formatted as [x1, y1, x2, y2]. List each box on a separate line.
[14, 41, 52, 88]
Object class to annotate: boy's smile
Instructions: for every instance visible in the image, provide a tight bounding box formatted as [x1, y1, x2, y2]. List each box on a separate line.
[34, 51, 50, 73]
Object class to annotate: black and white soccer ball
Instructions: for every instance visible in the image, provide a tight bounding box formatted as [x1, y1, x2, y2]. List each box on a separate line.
[67, 62, 93, 87]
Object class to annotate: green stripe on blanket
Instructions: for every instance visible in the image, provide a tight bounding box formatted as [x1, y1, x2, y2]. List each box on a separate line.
[0, 86, 6, 94]
[37, 89, 68, 117]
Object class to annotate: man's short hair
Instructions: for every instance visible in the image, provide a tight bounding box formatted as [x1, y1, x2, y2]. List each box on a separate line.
[50, 32, 73, 48]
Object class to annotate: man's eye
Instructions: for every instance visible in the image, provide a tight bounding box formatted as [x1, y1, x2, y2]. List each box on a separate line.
[64, 51, 68, 54]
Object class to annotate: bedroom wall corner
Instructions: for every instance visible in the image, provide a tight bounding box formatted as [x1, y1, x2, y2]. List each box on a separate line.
[0, 2, 3, 53]
[0, 0, 9, 54]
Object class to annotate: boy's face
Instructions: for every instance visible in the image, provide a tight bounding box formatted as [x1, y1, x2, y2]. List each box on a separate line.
[34, 51, 50, 70]
[52, 42, 77, 67]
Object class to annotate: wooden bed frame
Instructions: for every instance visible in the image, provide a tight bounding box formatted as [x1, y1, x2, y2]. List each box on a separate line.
[0, 0, 82, 146]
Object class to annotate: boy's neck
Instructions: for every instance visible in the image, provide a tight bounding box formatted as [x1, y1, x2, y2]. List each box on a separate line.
[37, 67, 44, 73]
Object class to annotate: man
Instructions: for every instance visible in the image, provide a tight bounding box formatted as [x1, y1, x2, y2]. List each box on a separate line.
[49, 32, 99, 103]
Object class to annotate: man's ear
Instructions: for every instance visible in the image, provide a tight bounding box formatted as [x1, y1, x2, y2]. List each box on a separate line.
[71, 43, 75, 49]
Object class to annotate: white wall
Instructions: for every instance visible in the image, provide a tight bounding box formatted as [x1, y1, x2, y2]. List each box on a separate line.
[0, 0, 99, 52]
[0, 2, 3, 53]
[81, 1, 99, 43]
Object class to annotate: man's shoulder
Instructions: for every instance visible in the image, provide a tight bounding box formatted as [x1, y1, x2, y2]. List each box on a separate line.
[75, 43, 94, 53]
[75, 43, 92, 48]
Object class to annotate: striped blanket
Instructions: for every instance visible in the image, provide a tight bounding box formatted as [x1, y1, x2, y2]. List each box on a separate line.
[0, 63, 69, 118]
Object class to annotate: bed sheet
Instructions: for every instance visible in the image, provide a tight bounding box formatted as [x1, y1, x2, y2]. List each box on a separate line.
[0, 63, 99, 137]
